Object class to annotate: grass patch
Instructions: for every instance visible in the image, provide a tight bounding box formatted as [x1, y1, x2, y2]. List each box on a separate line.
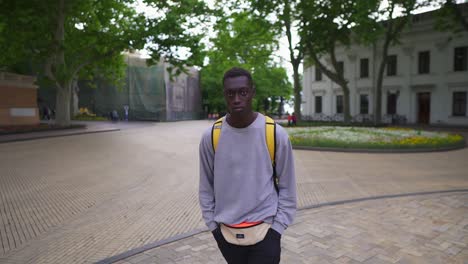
[73, 114, 108, 121]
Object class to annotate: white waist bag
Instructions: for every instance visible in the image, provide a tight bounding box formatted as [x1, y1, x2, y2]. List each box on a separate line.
[220, 222, 271, 246]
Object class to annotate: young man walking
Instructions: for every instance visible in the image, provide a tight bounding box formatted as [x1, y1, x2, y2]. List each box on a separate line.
[199, 67, 297, 263]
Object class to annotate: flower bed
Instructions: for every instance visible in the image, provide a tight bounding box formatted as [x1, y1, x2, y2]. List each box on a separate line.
[287, 126, 465, 150]
[72, 107, 107, 121]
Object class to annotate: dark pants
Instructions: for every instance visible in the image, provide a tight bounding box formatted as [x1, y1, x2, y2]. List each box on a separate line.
[212, 227, 281, 264]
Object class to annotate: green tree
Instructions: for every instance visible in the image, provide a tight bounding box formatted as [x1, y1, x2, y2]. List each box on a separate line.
[201, 12, 292, 115]
[435, 0, 468, 32]
[298, 0, 378, 124]
[235, 0, 304, 120]
[370, 0, 423, 125]
[0, 0, 207, 126]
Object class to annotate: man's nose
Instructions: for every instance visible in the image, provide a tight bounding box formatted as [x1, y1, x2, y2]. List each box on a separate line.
[233, 93, 241, 104]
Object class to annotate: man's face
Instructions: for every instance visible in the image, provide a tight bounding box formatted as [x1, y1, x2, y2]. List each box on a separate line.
[223, 76, 255, 116]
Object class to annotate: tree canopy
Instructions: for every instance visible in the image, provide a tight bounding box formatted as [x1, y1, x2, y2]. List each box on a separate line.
[201, 11, 292, 115]
[298, 0, 380, 123]
[2, 0, 454, 125]
[0, 0, 208, 126]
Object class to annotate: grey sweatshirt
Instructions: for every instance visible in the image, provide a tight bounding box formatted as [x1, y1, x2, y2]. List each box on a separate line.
[199, 113, 296, 234]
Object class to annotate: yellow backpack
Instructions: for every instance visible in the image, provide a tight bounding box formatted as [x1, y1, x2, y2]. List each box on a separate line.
[211, 116, 279, 192]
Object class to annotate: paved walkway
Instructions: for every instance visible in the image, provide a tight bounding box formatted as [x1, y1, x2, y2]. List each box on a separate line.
[0, 120, 157, 143]
[0, 121, 467, 263]
[116, 192, 468, 264]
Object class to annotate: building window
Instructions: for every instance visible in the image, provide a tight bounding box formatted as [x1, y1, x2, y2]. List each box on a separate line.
[336, 95, 343, 114]
[452, 92, 467, 116]
[315, 96, 322, 113]
[454, 46, 468, 71]
[387, 93, 397, 115]
[418, 51, 430, 74]
[315, 67, 322, 81]
[360, 94, 369, 114]
[337, 61, 344, 75]
[360, 58, 369, 78]
[386, 55, 397, 76]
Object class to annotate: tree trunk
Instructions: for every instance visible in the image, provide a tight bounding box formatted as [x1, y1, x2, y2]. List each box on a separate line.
[292, 61, 301, 121]
[374, 35, 392, 126]
[373, 3, 413, 126]
[374, 62, 386, 126]
[52, 0, 71, 127]
[311, 51, 350, 124]
[374, 30, 393, 126]
[55, 83, 72, 126]
[343, 85, 351, 124]
[282, 1, 303, 121]
[71, 80, 79, 116]
[278, 96, 284, 118]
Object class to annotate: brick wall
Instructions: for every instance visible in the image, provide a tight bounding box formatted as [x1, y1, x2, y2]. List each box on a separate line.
[0, 72, 40, 126]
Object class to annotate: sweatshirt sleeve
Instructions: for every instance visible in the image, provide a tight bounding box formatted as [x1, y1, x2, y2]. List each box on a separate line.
[271, 125, 297, 234]
[198, 129, 218, 231]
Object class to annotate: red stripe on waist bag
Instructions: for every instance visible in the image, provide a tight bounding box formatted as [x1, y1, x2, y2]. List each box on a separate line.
[224, 221, 264, 228]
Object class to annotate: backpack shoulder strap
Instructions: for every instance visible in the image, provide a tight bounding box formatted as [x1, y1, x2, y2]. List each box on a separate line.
[264, 116, 278, 192]
[264, 116, 276, 164]
[211, 117, 224, 152]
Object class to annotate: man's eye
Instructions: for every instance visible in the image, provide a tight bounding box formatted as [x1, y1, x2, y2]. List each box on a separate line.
[240, 90, 247, 96]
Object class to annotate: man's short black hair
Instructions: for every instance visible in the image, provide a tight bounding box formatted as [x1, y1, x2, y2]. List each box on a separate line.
[223, 67, 253, 87]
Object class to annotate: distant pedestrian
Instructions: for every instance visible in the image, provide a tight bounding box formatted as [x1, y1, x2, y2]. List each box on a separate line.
[287, 113, 292, 126]
[111, 110, 119, 122]
[123, 105, 129, 121]
[43, 106, 50, 120]
[291, 112, 297, 126]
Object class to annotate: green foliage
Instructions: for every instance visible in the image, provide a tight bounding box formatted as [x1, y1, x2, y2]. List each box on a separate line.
[298, 0, 379, 58]
[244, 0, 304, 120]
[297, 1, 381, 124]
[201, 11, 292, 114]
[0, 0, 208, 125]
[434, 0, 468, 33]
[144, 0, 209, 70]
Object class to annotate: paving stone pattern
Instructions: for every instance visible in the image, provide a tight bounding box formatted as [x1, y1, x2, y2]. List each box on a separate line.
[119, 193, 468, 264]
[0, 121, 467, 263]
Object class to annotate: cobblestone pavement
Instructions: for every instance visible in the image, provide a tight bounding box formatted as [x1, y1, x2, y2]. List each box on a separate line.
[118, 193, 468, 264]
[0, 121, 467, 263]
[0, 120, 156, 143]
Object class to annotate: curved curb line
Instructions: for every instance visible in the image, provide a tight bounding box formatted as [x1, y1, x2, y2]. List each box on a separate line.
[293, 143, 466, 153]
[95, 228, 209, 264]
[298, 189, 468, 211]
[95, 188, 468, 264]
[0, 128, 120, 144]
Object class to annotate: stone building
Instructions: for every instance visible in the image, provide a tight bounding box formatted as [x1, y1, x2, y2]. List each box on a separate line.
[302, 5, 468, 125]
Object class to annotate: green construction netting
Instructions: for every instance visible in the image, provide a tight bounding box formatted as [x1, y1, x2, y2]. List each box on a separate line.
[43, 55, 203, 121]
